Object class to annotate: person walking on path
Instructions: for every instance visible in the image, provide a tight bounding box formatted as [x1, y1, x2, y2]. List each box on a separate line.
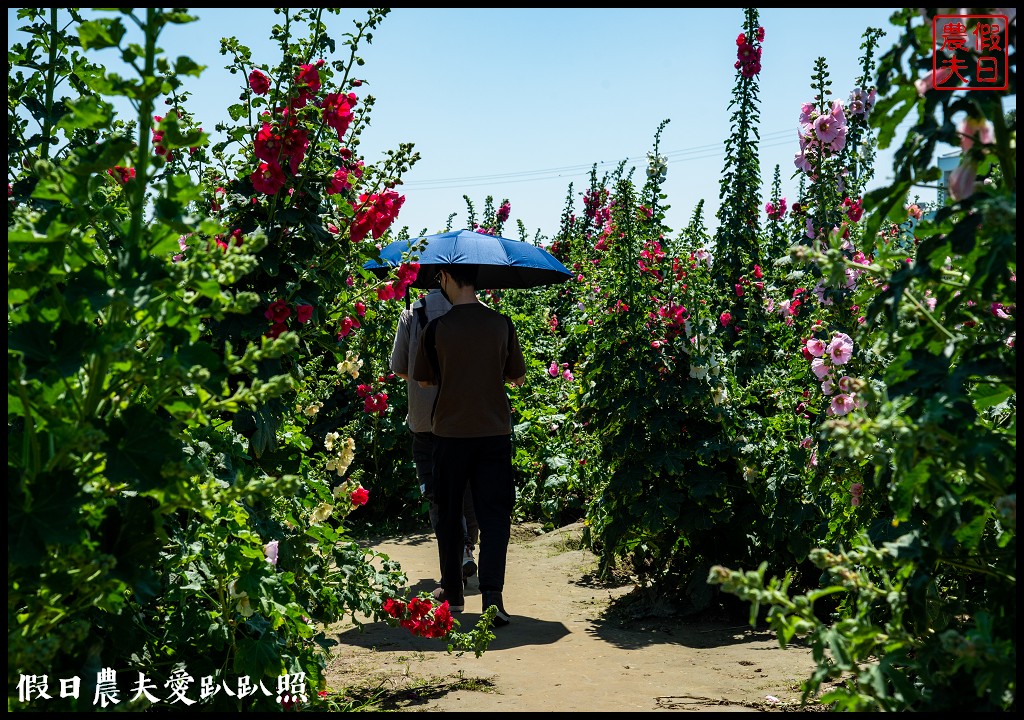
[390, 287, 479, 587]
[414, 265, 526, 627]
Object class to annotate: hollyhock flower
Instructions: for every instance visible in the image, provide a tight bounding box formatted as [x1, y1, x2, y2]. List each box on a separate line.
[350, 486, 369, 506]
[354, 301, 366, 317]
[296, 304, 314, 324]
[322, 91, 357, 139]
[799, 436, 813, 449]
[694, 248, 713, 267]
[251, 160, 287, 195]
[249, 69, 271, 95]
[810, 358, 831, 380]
[264, 539, 279, 566]
[310, 502, 333, 524]
[719, 311, 732, 327]
[106, 166, 136, 185]
[958, 116, 995, 152]
[562, 368, 574, 381]
[915, 66, 954, 95]
[826, 332, 854, 365]
[829, 393, 856, 416]
[948, 160, 979, 202]
[842, 197, 864, 223]
[254, 123, 283, 163]
[338, 315, 360, 338]
[753, 264, 763, 279]
[813, 113, 841, 145]
[821, 377, 835, 395]
[805, 338, 826, 357]
[265, 300, 291, 323]
[850, 483, 864, 507]
[496, 201, 511, 223]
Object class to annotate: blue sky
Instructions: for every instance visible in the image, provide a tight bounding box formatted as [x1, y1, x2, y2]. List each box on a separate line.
[10, 8, 958, 239]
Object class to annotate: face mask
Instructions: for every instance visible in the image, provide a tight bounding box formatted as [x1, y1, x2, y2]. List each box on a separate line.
[438, 274, 451, 304]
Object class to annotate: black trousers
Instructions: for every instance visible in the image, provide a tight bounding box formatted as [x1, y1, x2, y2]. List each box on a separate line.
[411, 431, 478, 547]
[433, 434, 514, 601]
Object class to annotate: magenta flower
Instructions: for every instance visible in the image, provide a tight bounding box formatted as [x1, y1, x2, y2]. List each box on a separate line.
[350, 486, 370, 506]
[248, 69, 271, 95]
[548, 361, 559, 377]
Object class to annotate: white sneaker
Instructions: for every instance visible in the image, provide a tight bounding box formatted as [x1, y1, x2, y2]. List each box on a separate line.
[462, 546, 477, 581]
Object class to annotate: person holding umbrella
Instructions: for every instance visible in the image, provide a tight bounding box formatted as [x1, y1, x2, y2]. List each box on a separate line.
[413, 264, 526, 627]
[389, 287, 480, 588]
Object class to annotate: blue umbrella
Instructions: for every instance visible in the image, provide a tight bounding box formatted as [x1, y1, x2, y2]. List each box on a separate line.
[363, 229, 572, 290]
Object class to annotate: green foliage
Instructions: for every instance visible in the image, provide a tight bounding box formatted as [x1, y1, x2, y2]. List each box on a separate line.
[710, 8, 1015, 712]
[8, 8, 494, 712]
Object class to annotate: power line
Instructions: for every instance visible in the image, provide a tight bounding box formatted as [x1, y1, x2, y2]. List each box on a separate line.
[398, 130, 801, 191]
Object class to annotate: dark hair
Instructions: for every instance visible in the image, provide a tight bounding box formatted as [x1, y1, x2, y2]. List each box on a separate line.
[441, 264, 478, 288]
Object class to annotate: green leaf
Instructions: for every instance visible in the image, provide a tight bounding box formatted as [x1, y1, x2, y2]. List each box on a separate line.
[57, 95, 114, 131]
[77, 18, 127, 51]
[172, 55, 205, 78]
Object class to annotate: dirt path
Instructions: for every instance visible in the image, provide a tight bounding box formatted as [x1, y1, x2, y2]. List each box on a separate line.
[324, 523, 823, 712]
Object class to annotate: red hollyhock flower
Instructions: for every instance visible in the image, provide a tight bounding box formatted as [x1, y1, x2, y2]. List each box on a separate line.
[350, 487, 369, 506]
[296, 304, 314, 324]
[251, 160, 287, 195]
[106, 166, 136, 185]
[265, 300, 291, 323]
[248, 69, 271, 95]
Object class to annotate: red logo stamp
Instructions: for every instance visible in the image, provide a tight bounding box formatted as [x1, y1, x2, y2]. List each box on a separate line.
[932, 14, 1009, 91]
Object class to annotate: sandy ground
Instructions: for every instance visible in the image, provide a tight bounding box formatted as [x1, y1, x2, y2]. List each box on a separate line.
[323, 522, 825, 712]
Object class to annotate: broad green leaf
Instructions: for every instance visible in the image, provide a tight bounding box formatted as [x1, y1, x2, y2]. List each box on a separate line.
[77, 18, 127, 51]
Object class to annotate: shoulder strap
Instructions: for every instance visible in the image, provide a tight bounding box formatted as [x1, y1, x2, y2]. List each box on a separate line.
[424, 316, 442, 423]
[415, 303, 428, 330]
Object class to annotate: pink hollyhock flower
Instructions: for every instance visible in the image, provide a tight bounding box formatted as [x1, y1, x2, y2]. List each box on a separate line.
[264, 539, 279, 566]
[265, 300, 291, 323]
[813, 113, 841, 144]
[355, 301, 366, 317]
[821, 377, 835, 395]
[296, 304, 314, 324]
[251, 160, 287, 195]
[548, 361, 559, 377]
[753, 264, 763, 279]
[850, 483, 863, 507]
[248, 69, 271, 95]
[350, 486, 370, 506]
[799, 436, 813, 449]
[829, 393, 856, 416]
[948, 161, 978, 201]
[562, 369, 574, 381]
[958, 116, 994, 152]
[991, 302, 1011, 319]
[805, 338, 826, 357]
[826, 332, 854, 365]
[735, 284, 744, 297]
[322, 91, 357, 139]
[497, 201, 511, 223]
[719, 311, 732, 327]
[810, 358, 831, 380]
[915, 66, 954, 95]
